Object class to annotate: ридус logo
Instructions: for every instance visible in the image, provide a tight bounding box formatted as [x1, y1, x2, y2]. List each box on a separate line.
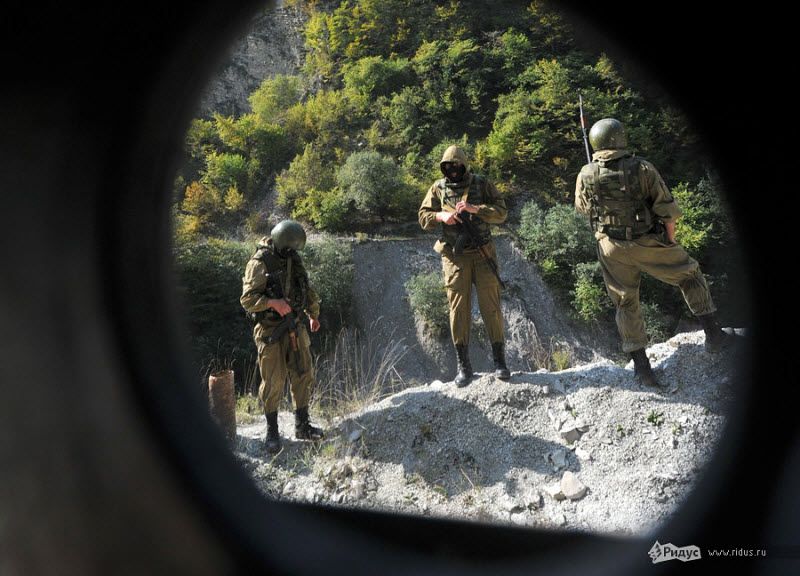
[649, 541, 702, 564]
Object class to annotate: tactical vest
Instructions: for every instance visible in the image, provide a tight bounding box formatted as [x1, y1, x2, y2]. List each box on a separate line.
[248, 246, 308, 324]
[581, 155, 654, 240]
[436, 174, 492, 249]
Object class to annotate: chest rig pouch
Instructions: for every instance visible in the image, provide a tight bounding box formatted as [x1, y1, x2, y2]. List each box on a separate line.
[436, 175, 492, 251]
[248, 248, 308, 324]
[583, 156, 654, 240]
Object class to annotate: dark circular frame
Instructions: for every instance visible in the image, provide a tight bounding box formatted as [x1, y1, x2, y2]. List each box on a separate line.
[2, 1, 793, 575]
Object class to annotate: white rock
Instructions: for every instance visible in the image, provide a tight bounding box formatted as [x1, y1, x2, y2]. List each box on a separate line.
[348, 429, 363, 443]
[561, 472, 588, 501]
[510, 512, 527, 526]
[575, 447, 592, 461]
[536, 368, 549, 374]
[282, 482, 295, 495]
[545, 483, 566, 501]
[528, 492, 543, 510]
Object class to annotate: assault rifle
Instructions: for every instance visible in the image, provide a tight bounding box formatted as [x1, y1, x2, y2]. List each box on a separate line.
[453, 212, 507, 290]
[261, 270, 308, 375]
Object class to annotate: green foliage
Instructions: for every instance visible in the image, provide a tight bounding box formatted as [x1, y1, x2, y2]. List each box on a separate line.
[293, 187, 350, 232]
[336, 150, 417, 222]
[647, 410, 665, 427]
[184, 118, 221, 178]
[517, 201, 595, 274]
[301, 235, 354, 336]
[641, 301, 672, 344]
[201, 151, 248, 196]
[249, 74, 303, 125]
[671, 176, 732, 259]
[173, 237, 256, 385]
[405, 271, 449, 338]
[572, 261, 609, 322]
[275, 143, 337, 210]
[179, 180, 245, 237]
[342, 56, 415, 105]
[284, 89, 359, 153]
[490, 29, 534, 81]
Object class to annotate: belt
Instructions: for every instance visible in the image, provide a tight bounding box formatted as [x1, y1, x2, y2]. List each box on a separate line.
[602, 225, 651, 241]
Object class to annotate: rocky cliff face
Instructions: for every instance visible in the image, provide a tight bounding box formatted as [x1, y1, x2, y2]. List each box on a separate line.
[196, 2, 307, 118]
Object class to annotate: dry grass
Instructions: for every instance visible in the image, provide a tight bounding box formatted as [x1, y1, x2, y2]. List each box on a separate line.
[522, 322, 572, 372]
[312, 319, 411, 418]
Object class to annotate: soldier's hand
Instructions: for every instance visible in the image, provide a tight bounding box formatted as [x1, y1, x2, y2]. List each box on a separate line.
[455, 201, 478, 215]
[309, 317, 321, 333]
[436, 211, 462, 225]
[268, 298, 292, 317]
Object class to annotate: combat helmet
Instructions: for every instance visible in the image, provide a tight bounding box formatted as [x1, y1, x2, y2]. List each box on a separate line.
[270, 219, 306, 254]
[589, 118, 627, 151]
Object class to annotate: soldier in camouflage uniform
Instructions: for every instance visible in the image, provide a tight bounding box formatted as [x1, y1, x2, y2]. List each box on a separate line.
[419, 145, 510, 387]
[240, 220, 324, 453]
[575, 118, 735, 388]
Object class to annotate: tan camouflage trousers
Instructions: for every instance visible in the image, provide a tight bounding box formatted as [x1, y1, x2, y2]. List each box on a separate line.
[597, 235, 716, 353]
[439, 241, 505, 346]
[254, 323, 314, 413]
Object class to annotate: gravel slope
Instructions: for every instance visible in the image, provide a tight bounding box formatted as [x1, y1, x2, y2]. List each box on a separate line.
[234, 330, 742, 536]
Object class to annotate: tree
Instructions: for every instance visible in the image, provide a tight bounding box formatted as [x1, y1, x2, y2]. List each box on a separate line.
[336, 150, 412, 222]
[249, 75, 303, 125]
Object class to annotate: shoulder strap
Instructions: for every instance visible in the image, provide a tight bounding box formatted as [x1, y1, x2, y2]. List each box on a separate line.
[254, 248, 281, 274]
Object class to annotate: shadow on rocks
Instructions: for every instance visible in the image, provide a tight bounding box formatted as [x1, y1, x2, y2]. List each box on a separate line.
[341, 388, 576, 498]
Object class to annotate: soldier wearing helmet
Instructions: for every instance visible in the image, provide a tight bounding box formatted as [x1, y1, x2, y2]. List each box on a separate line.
[575, 118, 736, 388]
[240, 219, 324, 453]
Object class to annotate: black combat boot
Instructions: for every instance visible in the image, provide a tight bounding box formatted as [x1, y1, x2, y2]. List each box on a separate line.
[697, 313, 737, 353]
[630, 348, 664, 389]
[264, 411, 281, 455]
[295, 406, 324, 441]
[455, 344, 473, 387]
[491, 342, 511, 380]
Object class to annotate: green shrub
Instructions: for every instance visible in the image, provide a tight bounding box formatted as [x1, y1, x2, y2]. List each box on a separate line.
[572, 261, 609, 322]
[248, 74, 303, 125]
[276, 143, 336, 211]
[301, 235, 354, 336]
[640, 301, 671, 344]
[336, 150, 414, 222]
[405, 271, 449, 338]
[343, 56, 415, 104]
[173, 237, 256, 389]
[518, 201, 594, 274]
[201, 151, 248, 197]
[293, 187, 350, 232]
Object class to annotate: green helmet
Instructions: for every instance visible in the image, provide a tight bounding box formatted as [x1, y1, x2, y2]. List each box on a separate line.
[589, 118, 627, 151]
[270, 219, 306, 253]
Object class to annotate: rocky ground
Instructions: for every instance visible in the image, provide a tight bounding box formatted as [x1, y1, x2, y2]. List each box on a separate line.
[233, 329, 743, 536]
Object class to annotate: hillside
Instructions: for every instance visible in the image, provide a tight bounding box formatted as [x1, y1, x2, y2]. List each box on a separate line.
[234, 329, 741, 535]
[347, 234, 616, 385]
